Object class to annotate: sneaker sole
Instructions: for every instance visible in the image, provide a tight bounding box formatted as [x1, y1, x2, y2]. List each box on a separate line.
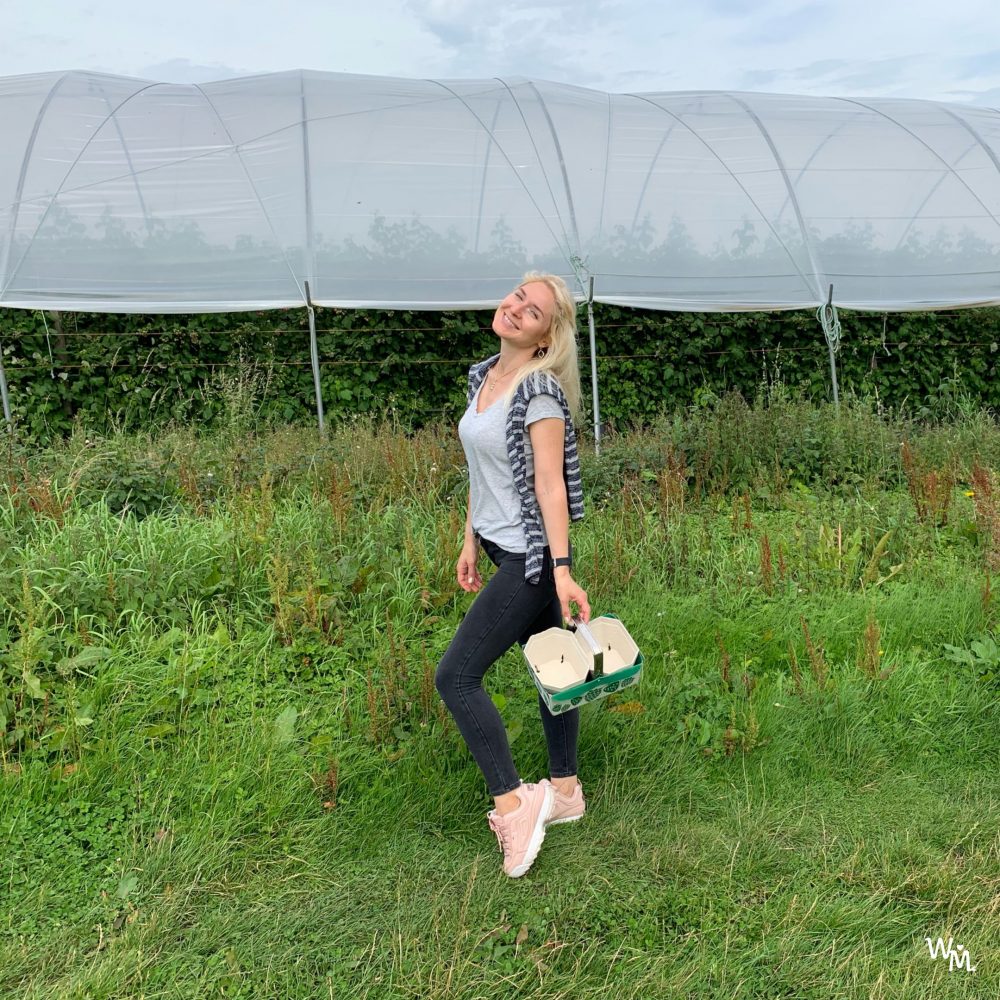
[507, 783, 554, 878]
[546, 811, 585, 827]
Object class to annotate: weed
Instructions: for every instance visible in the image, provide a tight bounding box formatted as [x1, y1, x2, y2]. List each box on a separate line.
[322, 464, 353, 535]
[800, 616, 828, 691]
[777, 540, 788, 582]
[310, 757, 340, 810]
[204, 347, 275, 437]
[860, 529, 892, 587]
[901, 440, 954, 526]
[724, 704, 762, 756]
[176, 452, 206, 514]
[4, 413, 1000, 999]
[759, 531, 773, 595]
[942, 632, 1000, 687]
[656, 446, 687, 520]
[365, 665, 380, 745]
[970, 463, 1000, 570]
[673, 672, 731, 749]
[857, 612, 882, 679]
[730, 492, 753, 533]
[716, 633, 732, 690]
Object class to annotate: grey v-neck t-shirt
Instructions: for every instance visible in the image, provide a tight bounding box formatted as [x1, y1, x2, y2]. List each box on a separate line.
[458, 383, 564, 553]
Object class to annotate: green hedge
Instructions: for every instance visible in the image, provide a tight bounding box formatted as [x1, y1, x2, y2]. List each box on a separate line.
[2, 303, 998, 440]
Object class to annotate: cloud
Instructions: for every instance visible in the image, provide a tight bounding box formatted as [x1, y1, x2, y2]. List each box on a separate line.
[822, 56, 920, 91]
[402, 0, 622, 86]
[736, 54, 932, 99]
[404, 0, 483, 48]
[956, 50, 1000, 80]
[945, 85, 1000, 107]
[740, 3, 830, 46]
[703, 0, 759, 14]
[740, 69, 780, 88]
[135, 59, 253, 84]
[6, 0, 1000, 107]
[793, 59, 850, 81]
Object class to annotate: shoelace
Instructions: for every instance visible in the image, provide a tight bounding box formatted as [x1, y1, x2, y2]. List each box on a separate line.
[488, 814, 510, 854]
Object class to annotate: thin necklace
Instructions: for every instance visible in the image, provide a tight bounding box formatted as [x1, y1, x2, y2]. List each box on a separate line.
[486, 360, 522, 392]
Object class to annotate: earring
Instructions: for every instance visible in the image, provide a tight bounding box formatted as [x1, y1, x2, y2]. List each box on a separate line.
[535, 346, 547, 359]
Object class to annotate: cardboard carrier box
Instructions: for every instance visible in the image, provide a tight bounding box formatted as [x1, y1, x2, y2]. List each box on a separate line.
[524, 615, 642, 715]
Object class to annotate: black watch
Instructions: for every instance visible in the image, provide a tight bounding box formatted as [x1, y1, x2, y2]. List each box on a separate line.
[553, 556, 572, 569]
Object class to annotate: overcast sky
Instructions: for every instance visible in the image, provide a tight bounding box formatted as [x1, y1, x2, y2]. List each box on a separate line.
[3, 0, 1000, 105]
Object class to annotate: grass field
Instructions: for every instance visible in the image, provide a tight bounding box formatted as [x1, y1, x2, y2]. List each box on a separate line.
[2, 403, 999, 998]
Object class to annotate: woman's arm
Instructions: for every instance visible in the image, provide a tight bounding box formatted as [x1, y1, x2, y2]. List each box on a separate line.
[457, 489, 482, 592]
[530, 417, 590, 623]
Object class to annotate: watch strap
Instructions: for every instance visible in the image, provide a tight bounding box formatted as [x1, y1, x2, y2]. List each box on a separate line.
[552, 556, 572, 569]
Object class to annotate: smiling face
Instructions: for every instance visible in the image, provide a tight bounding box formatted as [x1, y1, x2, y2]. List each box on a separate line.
[492, 281, 556, 352]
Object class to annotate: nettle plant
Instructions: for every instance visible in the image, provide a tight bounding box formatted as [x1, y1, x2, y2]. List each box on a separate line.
[0, 615, 109, 760]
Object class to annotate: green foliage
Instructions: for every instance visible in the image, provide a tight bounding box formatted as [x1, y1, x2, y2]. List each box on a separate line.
[672, 672, 733, 748]
[2, 417, 1000, 999]
[942, 632, 1000, 687]
[74, 448, 181, 517]
[0, 613, 111, 757]
[3, 303, 999, 443]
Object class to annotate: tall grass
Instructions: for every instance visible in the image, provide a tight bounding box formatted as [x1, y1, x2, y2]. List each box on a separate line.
[1, 397, 999, 998]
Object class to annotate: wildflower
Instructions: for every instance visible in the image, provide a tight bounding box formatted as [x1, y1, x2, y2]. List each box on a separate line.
[964, 490, 975, 497]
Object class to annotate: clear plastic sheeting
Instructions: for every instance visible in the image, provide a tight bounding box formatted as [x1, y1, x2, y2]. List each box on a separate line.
[1, 69, 999, 314]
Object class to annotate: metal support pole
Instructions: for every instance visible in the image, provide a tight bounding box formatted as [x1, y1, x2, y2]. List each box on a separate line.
[0, 344, 12, 432]
[826, 334, 840, 411]
[819, 283, 841, 412]
[304, 280, 326, 437]
[586, 275, 602, 455]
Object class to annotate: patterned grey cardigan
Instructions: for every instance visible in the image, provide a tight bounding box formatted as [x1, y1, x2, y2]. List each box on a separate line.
[467, 354, 585, 584]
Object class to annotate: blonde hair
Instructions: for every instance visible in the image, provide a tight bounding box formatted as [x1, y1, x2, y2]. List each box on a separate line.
[505, 271, 582, 417]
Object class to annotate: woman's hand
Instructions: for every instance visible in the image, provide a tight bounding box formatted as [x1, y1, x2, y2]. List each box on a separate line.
[555, 570, 590, 624]
[457, 539, 482, 593]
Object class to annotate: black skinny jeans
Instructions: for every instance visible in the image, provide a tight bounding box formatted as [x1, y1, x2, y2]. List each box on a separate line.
[435, 536, 580, 797]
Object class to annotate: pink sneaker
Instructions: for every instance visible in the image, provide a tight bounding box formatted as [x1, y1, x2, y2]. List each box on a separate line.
[545, 780, 585, 826]
[487, 782, 554, 878]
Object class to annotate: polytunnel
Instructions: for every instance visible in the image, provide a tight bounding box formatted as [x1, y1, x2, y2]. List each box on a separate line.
[3, 69, 1000, 314]
[2, 69, 1000, 435]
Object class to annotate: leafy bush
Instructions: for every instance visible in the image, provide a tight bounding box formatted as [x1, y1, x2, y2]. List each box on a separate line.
[75, 450, 180, 517]
[3, 303, 999, 443]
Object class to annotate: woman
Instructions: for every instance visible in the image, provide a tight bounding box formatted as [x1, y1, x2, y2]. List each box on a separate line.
[435, 272, 590, 879]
